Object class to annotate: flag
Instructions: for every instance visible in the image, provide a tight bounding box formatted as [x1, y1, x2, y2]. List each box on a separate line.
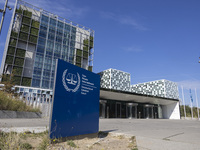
[190, 89, 193, 103]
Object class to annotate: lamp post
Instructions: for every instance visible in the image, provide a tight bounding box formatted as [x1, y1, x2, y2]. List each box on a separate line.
[0, 0, 12, 35]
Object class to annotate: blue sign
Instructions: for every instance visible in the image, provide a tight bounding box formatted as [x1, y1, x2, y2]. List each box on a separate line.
[49, 59, 100, 139]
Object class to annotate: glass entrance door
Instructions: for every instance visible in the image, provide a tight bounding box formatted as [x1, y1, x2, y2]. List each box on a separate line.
[116, 102, 121, 118]
[143, 104, 154, 119]
[127, 103, 138, 119]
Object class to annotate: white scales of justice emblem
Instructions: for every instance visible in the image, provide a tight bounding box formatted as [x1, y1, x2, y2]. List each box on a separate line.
[62, 69, 80, 92]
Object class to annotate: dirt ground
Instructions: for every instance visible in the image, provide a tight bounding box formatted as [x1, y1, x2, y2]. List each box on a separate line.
[48, 132, 138, 150]
[0, 131, 137, 150]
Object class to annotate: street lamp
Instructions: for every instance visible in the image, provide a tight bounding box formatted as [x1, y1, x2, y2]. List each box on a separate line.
[0, 0, 12, 35]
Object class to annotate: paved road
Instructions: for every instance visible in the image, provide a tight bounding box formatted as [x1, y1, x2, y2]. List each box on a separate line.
[0, 118, 200, 150]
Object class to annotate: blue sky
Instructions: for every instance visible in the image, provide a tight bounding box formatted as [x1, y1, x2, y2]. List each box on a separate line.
[0, 0, 200, 106]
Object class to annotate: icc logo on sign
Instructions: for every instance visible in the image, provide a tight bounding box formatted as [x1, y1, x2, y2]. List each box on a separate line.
[62, 69, 80, 92]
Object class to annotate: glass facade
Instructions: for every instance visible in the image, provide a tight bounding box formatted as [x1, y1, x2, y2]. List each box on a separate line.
[0, 0, 94, 90]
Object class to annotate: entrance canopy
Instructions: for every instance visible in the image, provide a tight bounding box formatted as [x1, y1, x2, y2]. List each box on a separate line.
[100, 88, 179, 105]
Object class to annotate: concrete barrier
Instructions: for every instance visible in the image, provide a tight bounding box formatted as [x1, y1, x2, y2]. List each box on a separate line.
[0, 110, 41, 119]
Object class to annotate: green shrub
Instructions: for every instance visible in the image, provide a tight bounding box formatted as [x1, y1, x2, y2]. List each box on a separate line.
[31, 20, 40, 28]
[83, 39, 89, 46]
[5, 55, 14, 64]
[16, 48, 26, 57]
[12, 67, 23, 76]
[16, 7, 22, 14]
[76, 49, 82, 56]
[12, 76, 21, 85]
[9, 39, 17, 46]
[22, 16, 31, 25]
[7, 47, 15, 55]
[76, 63, 81, 68]
[20, 142, 32, 149]
[2, 75, 11, 82]
[83, 51, 88, 58]
[21, 77, 31, 86]
[21, 24, 29, 33]
[90, 41, 93, 48]
[38, 135, 49, 150]
[83, 46, 89, 52]
[76, 56, 81, 63]
[14, 57, 24, 66]
[29, 35, 37, 43]
[30, 27, 39, 36]
[23, 10, 32, 18]
[11, 31, 18, 38]
[90, 36, 94, 41]
[88, 66, 93, 72]
[19, 32, 28, 41]
[0, 90, 40, 112]
[67, 140, 77, 148]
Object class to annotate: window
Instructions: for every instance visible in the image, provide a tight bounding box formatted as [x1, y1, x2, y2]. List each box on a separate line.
[50, 18, 56, 26]
[48, 33, 55, 41]
[38, 37, 46, 46]
[57, 21, 63, 29]
[39, 29, 47, 38]
[41, 15, 49, 23]
[32, 78, 40, 87]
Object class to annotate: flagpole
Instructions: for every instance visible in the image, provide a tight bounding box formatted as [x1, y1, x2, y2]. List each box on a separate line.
[195, 88, 199, 120]
[190, 89, 193, 120]
[181, 86, 186, 119]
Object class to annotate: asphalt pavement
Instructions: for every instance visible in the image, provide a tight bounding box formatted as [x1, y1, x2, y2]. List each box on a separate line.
[0, 118, 200, 150]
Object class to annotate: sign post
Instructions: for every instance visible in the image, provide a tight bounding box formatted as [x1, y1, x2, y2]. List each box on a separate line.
[49, 59, 100, 139]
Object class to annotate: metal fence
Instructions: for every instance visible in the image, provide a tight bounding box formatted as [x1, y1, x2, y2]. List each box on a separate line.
[20, 94, 52, 118]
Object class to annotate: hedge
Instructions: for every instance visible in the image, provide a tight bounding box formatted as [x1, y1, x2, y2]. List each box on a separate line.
[30, 27, 39, 36]
[11, 31, 18, 38]
[14, 57, 24, 67]
[21, 24, 29, 33]
[12, 67, 23, 76]
[29, 35, 37, 43]
[19, 32, 28, 41]
[31, 20, 40, 28]
[76, 56, 81, 63]
[16, 48, 26, 58]
[23, 10, 32, 18]
[83, 51, 88, 59]
[7, 47, 15, 55]
[9, 39, 17, 47]
[22, 16, 31, 25]
[12, 76, 21, 85]
[5, 55, 14, 64]
[76, 49, 82, 56]
[21, 77, 31, 86]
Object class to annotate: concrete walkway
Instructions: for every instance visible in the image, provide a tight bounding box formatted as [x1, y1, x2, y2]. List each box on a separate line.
[0, 118, 200, 150]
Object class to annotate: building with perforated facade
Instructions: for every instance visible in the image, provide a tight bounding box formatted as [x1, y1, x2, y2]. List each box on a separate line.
[131, 80, 179, 99]
[98, 69, 131, 92]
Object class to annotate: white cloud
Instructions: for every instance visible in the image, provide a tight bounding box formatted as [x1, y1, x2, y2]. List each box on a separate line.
[178, 79, 200, 90]
[100, 11, 147, 31]
[24, 0, 89, 20]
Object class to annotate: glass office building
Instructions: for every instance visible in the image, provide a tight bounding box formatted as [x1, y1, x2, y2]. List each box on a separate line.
[0, 0, 94, 90]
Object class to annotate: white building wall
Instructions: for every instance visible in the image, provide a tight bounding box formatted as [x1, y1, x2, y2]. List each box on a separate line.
[162, 102, 180, 119]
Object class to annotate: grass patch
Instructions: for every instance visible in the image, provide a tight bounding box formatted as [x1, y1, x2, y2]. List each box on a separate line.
[0, 90, 40, 112]
[67, 140, 77, 148]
